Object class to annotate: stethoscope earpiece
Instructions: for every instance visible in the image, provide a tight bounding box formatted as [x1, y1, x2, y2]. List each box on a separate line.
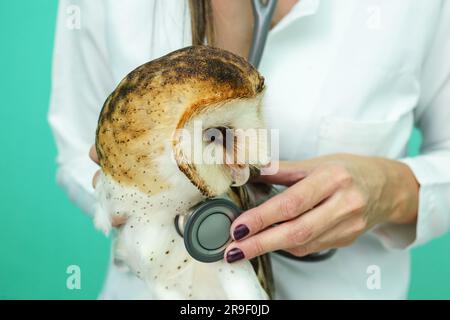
[175, 198, 242, 263]
[248, 0, 278, 68]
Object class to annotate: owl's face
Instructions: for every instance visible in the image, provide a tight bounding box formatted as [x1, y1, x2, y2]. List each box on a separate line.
[96, 46, 267, 199]
[173, 91, 268, 197]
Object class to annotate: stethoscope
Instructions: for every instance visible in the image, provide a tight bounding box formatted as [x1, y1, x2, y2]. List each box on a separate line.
[175, 0, 336, 263]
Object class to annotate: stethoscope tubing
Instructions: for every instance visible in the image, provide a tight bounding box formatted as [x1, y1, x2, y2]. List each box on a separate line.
[276, 249, 337, 262]
[248, 0, 278, 68]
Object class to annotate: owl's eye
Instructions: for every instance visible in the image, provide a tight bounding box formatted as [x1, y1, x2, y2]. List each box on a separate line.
[203, 126, 231, 147]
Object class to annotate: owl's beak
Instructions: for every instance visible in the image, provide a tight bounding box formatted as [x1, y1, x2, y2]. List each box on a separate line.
[229, 164, 250, 187]
[229, 163, 264, 187]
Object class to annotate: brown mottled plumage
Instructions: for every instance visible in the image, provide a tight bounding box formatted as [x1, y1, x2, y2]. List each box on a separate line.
[96, 45, 264, 196]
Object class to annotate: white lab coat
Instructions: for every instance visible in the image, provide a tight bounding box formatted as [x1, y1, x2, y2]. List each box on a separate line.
[49, 0, 450, 299]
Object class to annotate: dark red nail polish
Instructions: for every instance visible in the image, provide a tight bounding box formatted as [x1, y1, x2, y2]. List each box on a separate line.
[226, 248, 245, 263]
[233, 224, 249, 240]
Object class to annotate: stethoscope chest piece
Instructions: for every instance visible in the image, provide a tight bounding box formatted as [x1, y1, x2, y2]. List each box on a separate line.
[175, 198, 241, 263]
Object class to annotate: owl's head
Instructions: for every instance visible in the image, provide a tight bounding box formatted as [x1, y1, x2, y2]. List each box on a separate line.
[96, 46, 268, 198]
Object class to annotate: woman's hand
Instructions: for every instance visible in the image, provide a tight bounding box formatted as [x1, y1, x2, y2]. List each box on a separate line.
[89, 145, 101, 187]
[89, 145, 127, 227]
[225, 154, 419, 263]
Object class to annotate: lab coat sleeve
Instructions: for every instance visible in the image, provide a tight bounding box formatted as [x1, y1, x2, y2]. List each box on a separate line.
[372, 2, 450, 249]
[48, 0, 114, 216]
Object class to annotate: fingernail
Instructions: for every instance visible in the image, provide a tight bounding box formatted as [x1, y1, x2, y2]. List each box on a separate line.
[233, 224, 249, 240]
[226, 248, 245, 263]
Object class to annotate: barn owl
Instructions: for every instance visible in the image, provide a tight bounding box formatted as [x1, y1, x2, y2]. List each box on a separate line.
[94, 46, 273, 299]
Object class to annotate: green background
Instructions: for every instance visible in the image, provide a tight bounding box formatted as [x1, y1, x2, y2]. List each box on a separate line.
[0, 0, 448, 299]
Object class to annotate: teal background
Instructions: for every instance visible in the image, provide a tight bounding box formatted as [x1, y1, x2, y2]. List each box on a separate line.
[0, 0, 448, 299]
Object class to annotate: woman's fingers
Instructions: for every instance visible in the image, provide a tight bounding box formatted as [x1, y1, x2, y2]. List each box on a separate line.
[225, 191, 347, 262]
[92, 169, 101, 188]
[255, 160, 321, 186]
[89, 145, 99, 164]
[285, 214, 367, 257]
[90, 145, 101, 189]
[89, 145, 127, 227]
[230, 165, 343, 241]
[253, 161, 309, 186]
[111, 214, 128, 227]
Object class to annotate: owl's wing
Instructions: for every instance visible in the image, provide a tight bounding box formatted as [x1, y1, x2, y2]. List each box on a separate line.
[250, 252, 274, 300]
[229, 185, 275, 299]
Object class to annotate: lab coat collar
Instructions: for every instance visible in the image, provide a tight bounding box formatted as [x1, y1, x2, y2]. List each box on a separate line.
[270, 0, 321, 35]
